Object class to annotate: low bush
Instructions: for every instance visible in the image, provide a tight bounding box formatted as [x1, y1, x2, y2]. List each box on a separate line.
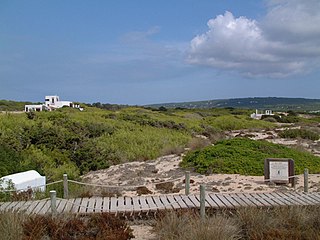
[279, 128, 319, 141]
[181, 138, 320, 175]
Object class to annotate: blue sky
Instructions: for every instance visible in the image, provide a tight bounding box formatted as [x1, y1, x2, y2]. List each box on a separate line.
[1, 0, 319, 105]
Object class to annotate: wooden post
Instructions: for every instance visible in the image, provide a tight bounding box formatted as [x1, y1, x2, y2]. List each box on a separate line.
[291, 176, 296, 189]
[304, 168, 309, 193]
[185, 171, 190, 195]
[50, 190, 57, 215]
[200, 184, 206, 220]
[63, 174, 68, 199]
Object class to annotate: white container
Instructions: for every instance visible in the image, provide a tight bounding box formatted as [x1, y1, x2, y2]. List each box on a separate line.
[1, 170, 46, 192]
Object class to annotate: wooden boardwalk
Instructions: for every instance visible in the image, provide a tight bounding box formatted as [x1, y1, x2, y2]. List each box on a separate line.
[1, 192, 320, 215]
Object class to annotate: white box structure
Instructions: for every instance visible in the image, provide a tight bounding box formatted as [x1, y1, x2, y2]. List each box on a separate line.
[1, 170, 46, 192]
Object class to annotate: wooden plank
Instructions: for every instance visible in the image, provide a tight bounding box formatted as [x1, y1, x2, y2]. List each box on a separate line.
[124, 196, 133, 213]
[181, 195, 196, 208]
[187, 194, 200, 208]
[0, 201, 14, 211]
[39, 200, 51, 215]
[173, 195, 188, 209]
[299, 193, 320, 204]
[13, 201, 27, 212]
[268, 192, 293, 206]
[281, 192, 310, 206]
[208, 194, 229, 209]
[63, 199, 75, 214]
[305, 192, 320, 203]
[71, 198, 82, 213]
[110, 197, 118, 213]
[95, 197, 103, 212]
[3, 201, 20, 211]
[17, 201, 34, 213]
[132, 196, 141, 212]
[228, 193, 250, 207]
[247, 193, 272, 207]
[79, 198, 89, 213]
[117, 197, 126, 213]
[151, 195, 166, 210]
[87, 198, 96, 213]
[25, 200, 41, 214]
[166, 195, 180, 209]
[102, 197, 110, 212]
[260, 193, 284, 206]
[222, 194, 241, 208]
[145, 196, 157, 211]
[214, 194, 235, 208]
[56, 199, 67, 213]
[203, 193, 218, 208]
[32, 200, 48, 214]
[159, 195, 174, 210]
[271, 192, 298, 206]
[235, 193, 261, 207]
[139, 196, 150, 212]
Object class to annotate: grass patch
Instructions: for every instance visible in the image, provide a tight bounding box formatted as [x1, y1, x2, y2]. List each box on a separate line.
[154, 206, 320, 240]
[181, 138, 320, 175]
[0, 211, 133, 240]
[279, 128, 319, 141]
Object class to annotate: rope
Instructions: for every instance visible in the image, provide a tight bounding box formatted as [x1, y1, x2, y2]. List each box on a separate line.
[67, 177, 183, 189]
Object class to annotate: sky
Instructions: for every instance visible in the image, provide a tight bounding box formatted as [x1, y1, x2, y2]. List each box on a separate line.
[1, 0, 320, 105]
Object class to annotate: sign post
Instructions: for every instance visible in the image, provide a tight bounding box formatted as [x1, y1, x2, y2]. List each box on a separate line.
[264, 158, 294, 184]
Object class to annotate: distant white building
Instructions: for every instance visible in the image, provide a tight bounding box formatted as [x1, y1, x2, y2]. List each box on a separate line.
[1, 170, 46, 192]
[250, 109, 274, 120]
[25, 95, 83, 112]
[24, 104, 45, 112]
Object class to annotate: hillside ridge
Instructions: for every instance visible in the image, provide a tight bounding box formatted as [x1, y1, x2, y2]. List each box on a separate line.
[146, 97, 320, 111]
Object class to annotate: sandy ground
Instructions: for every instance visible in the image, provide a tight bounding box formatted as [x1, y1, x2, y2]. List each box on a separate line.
[82, 154, 320, 197]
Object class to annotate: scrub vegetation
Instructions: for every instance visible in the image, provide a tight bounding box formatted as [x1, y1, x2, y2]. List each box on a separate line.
[154, 206, 320, 240]
[181, 138, 320, 175]
[0, 106, 274, 181]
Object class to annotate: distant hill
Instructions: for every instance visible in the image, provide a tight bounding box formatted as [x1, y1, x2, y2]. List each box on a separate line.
[146, 97, 320, 112]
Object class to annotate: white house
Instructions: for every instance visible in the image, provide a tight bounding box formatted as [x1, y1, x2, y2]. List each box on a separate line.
[24, 104, 45, 112]
[1, 170, 46, 192]
[250, 109, 274, 120]
[45, 95, 74, 110]
[25, 95, 83, 112]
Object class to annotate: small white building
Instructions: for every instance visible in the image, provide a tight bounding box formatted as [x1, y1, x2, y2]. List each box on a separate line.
[250, 109, 274, 120]
[24, 104, 45, 112]
[45, 95, 74, 110]
[25, 95, 83, 112]
[1, 170, 46, 192]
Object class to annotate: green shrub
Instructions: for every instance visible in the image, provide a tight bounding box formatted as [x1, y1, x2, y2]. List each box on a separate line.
[279, 128, 319, 141]
[181, 138, 320, 175]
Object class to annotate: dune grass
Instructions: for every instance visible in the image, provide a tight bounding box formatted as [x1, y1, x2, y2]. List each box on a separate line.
[154, 206, 320, 240]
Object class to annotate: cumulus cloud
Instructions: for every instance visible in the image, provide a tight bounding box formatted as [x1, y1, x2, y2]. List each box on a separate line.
[187, 0, 320, 77]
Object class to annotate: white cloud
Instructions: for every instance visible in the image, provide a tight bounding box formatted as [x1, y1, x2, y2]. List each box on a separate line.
[187, 1, 320, 77]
